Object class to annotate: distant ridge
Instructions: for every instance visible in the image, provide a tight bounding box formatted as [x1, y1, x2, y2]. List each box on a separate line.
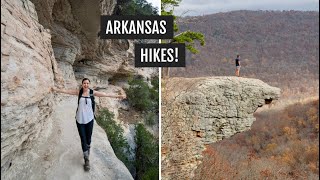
[172, 10, 319, 100]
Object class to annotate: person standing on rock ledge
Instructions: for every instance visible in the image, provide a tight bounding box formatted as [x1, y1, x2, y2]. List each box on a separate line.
[235, 54, 241, 77]
[52, 78, 126, 171]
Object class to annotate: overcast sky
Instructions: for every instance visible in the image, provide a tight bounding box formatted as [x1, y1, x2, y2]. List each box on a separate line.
[173, 0, 319, 16]
[146, 0, 161, 14]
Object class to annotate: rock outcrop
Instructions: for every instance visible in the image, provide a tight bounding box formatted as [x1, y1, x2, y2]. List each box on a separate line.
[161, 77, 280, 179]
[1, 0, 59, 175]
[1, 0, 153, 179]
[30, 0, 156, 89]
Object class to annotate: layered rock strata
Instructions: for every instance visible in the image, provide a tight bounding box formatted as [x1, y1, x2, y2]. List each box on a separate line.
[1, 0, 60, 174]
[1, 0, 153, 179]
[161, 77, 281, 179]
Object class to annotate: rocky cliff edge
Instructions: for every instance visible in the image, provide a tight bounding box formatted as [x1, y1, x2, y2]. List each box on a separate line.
[1, 0, 138, 179]
[161, 77, 281, 179]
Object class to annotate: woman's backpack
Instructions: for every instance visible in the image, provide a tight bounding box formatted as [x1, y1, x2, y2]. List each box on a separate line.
[76, 88, 95, 114]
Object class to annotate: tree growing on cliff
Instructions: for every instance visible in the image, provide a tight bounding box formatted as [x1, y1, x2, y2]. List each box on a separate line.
[125, 77, 158, 112]
[135, 123, 159, 180]
[161, 0, 205, 78]
[114, 0, 158, 15]
[95, 109, 134, 173]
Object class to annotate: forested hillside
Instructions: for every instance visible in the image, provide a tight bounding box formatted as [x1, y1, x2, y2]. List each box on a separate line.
[172, 10, 319, 180]
[195, 99, 319, 179]
[171, 10, 319, 101]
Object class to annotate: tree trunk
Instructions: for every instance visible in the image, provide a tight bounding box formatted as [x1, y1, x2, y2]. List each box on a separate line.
[162, 67, 170, 78]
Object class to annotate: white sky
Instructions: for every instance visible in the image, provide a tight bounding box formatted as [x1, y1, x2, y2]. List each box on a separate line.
[173, 0, 319, 16]
[146, 0, 161, 14]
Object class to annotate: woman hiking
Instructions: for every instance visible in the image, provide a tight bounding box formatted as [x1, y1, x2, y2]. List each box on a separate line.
[235, 54, 241, 77]
[52, 78, 126, 171]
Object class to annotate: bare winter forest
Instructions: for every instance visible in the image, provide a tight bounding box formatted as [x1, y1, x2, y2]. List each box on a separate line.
[194, 100, 319, 180]
[171, 10, 319, 179]
[172, 10, 319, 103]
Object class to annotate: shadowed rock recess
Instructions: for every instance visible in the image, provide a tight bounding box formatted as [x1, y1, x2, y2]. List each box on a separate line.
[1, 0, 155, 179]
[161, 77, 280, 179]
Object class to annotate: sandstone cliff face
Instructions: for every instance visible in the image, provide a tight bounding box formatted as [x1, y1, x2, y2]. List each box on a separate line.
[30, 0, 156, 88]
[30, 0, 157, 114]
[161, 77, 280, 179]
[1, 0, 59, 174]
[1, 0, 151, 179]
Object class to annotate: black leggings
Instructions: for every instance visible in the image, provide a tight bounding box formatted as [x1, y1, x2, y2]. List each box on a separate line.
[76, 120, 94, 152]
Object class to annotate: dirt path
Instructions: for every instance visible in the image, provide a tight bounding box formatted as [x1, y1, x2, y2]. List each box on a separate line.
[30, 96, 133, 180]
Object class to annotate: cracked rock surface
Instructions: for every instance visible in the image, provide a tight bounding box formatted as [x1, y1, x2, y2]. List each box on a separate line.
[161, 77, 280, 180]
[1, 0, 150, 179]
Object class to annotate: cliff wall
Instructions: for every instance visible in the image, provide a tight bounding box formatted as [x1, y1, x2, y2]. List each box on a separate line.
[161, 77, 280, 179]
[1, 0, 155, 179]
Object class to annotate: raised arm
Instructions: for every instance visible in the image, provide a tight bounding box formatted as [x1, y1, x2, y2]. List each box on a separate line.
[93, 90, 126, 99]
[52, 87, 78, 95]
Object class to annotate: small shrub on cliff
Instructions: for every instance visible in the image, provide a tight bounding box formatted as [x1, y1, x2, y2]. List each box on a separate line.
[125, 77, 158, 112]
[150, 76, 159, 111]
[96, 109, 133, 172]
[135, 123, 159, 180]
[114, 0, 158, 15]
[144, 112, 157, 126]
